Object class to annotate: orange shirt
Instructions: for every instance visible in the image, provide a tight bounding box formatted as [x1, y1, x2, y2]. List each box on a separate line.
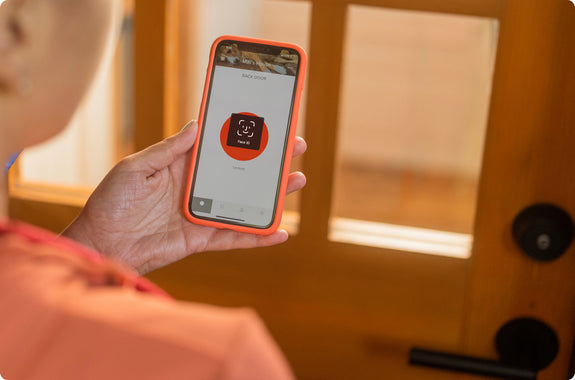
[0, 220, 294, 380]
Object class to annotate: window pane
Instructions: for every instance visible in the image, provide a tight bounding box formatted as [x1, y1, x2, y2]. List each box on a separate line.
[18, 6, 134, 188]
[331, 6, 498, 254]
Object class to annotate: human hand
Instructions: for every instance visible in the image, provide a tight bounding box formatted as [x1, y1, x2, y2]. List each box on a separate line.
[62, 121, 307, 275]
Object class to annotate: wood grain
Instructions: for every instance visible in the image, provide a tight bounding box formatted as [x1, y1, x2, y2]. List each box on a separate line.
[299, 2, 347, 241]
[462, 1, 575, 379]
[133, 0, 172, 149]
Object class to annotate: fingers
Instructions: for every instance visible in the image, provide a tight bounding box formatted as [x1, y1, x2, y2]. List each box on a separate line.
[180, 120, 196, 132]
[286, 171, 306, 194]
[256, 229, 290, 246]
[206, 171, 302, 250]
[293, 136, 307, 158]
[208, 228, 289, 252]
[127, 121, 198, 174]
[129, 129, 304, 175]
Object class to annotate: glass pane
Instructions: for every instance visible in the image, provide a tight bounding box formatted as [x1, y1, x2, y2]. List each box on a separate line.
[17, 4, 134, 189]
[183, 0, 311, 231]
[331, 6, 498, 255]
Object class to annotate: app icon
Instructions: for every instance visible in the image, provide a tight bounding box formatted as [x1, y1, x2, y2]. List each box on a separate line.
[220, 112, 269, 161]
[227, 113, 264, 150]
[191, 197, 213, 213]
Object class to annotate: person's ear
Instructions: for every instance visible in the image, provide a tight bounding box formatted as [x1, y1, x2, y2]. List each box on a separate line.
[0, 0, 31, 95]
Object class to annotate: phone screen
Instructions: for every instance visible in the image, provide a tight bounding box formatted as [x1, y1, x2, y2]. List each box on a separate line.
[189, 39, 302, 229]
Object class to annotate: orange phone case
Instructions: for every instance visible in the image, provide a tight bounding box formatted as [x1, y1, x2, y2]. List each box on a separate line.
[183, 35, 307, 235]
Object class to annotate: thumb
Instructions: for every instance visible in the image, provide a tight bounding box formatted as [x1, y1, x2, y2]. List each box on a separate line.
[129, 121, 198, 174]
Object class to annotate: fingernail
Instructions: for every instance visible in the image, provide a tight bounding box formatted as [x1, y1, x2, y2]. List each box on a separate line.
[180, 120, 197, 132]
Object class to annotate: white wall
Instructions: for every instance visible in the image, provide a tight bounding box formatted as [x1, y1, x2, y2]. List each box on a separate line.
[19, 63, 115, 188]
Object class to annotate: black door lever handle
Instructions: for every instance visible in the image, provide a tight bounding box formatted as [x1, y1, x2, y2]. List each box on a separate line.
[409, 348, 536, 380]
[409, 318, 558, 380]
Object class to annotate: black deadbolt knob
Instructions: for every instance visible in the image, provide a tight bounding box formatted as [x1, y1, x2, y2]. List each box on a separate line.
[512, 204, 574, 262]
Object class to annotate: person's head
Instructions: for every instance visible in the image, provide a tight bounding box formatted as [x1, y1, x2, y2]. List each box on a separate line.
[0, 0, 118, 159]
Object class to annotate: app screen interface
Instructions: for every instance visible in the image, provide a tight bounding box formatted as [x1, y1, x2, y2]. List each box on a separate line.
[191, 41, 300, 228]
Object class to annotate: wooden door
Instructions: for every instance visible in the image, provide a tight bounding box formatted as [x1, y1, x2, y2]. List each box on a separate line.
[10, 0, 575, 379]
[461, 0, 575, 378]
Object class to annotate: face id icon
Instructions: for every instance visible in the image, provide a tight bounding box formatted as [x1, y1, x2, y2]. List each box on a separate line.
[220, 112, 269, 161]
[227, 113, 264, 151]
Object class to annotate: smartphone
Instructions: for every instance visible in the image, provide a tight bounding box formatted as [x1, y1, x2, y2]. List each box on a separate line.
[184, 36, 307, 235]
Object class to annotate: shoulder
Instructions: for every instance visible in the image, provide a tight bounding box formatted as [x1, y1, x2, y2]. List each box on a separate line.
[0, 223, 293, 380]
